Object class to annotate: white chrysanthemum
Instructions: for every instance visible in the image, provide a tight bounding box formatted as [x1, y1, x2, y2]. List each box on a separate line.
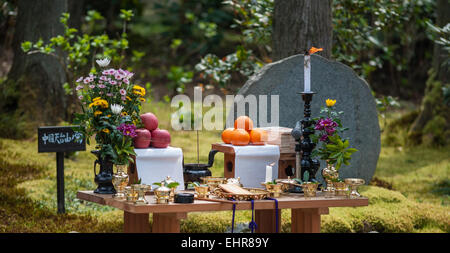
[111, 104, 124, 115]
[96, 58, 111, 68]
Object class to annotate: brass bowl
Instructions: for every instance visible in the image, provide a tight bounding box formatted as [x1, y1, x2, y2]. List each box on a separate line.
[344, 178, 365, 198]
[275, 178, 301, 192]
[301, 183, 319, 197]
[261, 183, 283, 198]
[333, 181, 349, 197]
[201, 176, 227, 191]
[194, 185, 210, 198]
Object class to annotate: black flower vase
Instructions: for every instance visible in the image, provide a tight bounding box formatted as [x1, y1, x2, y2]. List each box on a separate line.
[92, 150, 116, 194]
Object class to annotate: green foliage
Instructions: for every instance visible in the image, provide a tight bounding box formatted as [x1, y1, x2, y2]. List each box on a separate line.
[196, 0, 271, 87]
[316, 134, 358, 170]
[167, 66, 193, 93]
[426, 22, 450, 67]
[375, 95, 401, 132]
[311, 101, 358, 170]
[21, 9, 136, 94]
[195, 0, 436, 98]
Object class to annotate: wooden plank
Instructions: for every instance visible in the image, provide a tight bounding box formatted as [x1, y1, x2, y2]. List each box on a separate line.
[124, 211, 150, 233]
[77, 191, 368, 214]
[291, 208, 321, 233]
[211, 143, 235, 154]
[76, 191, 107, 205]
[152, 212, 186, 233]
[255, 209, 281, 233]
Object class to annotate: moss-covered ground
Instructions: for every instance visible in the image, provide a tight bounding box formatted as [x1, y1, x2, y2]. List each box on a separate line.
[0, 101, 448, 233]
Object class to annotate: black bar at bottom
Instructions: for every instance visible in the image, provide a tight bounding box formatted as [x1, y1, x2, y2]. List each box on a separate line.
[56, 152, 65, 214]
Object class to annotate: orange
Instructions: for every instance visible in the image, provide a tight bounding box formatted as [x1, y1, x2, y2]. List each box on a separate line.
[221, 128, 234, 144]
[250, 128, 268, 145]
[230, 129, 250, 146]
[234, 116, 253, 131]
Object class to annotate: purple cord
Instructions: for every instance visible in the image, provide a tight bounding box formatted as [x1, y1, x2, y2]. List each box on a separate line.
[248, 199, 258, 233]
[231, 200, 236, 233]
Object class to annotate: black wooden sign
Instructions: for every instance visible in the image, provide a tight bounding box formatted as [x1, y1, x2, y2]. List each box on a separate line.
[38, 126, 86, 153]
[37, 125, 85, 214]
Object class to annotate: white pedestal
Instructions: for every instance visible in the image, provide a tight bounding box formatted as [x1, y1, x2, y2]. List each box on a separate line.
[225, 144, 280, 188]
[135, 147, 185, 190]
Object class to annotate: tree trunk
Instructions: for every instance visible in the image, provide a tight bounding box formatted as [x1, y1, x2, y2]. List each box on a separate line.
[0, 0, 68, 138]
[68, 0, 85, 33]
[272, 0, 333, 60]
[408, 0, 450, 146]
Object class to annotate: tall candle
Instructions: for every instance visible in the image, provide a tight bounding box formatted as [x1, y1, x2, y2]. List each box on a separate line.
[304, 54, 311, 92]
[265, 165, 273, 183]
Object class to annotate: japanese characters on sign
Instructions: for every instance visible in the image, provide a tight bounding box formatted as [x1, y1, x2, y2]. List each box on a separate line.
[38, 126, 86, 153]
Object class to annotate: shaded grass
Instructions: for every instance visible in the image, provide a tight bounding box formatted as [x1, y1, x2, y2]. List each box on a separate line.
[0, 101, 449, 233]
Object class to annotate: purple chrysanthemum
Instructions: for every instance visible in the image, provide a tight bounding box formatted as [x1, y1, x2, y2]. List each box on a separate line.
[117, 123, 137, 138]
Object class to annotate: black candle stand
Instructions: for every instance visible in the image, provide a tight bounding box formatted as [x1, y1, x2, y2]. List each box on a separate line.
[290, 91, 321, 193]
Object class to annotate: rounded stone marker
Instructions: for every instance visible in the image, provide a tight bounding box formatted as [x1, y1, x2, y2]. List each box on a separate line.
[230, 54, 381, 183]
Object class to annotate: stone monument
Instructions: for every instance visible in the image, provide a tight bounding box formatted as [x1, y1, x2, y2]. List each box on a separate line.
[229, 54, 380, 183]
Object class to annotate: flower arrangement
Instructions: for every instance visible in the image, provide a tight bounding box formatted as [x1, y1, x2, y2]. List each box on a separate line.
[73, 58, 146, 165]
[311, 99, 358, 170]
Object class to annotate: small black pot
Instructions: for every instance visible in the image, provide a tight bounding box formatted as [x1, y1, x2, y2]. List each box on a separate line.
[183, 149, 219, 189]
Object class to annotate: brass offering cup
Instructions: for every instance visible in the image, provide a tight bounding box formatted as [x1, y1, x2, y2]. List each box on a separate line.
[301, 183, 319, 197]
[201, 177, 226, 191]
[261, 183, 283, 198]
[124, 186, 133, 202]
[334, 182, 349, 197]
[344, 178, 365, 198]
[194, 185, 210, 198]
[276, 177, 299, 193]
[127, 184, 139, 202]
[134, 184, 150, 205]
[154, 183, 171, 204]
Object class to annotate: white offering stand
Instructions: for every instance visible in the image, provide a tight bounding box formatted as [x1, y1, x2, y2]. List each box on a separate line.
[134, 147, 185, 190]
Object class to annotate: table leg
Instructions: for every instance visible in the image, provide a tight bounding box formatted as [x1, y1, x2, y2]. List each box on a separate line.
[291, 208, 322, 233]
[224, 153, 235, 178]
[124, 211, 150, 233]
[152, 212, 187, 233]
[255, 209, 281, 233]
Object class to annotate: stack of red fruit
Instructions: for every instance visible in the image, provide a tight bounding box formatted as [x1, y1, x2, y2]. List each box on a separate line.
[134, 112, 171, 148]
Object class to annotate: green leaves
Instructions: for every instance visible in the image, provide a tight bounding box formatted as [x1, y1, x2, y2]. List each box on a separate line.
[21, 41, 32, 52]
[119, 9, 134, 22]
[318, 134, 358, 170]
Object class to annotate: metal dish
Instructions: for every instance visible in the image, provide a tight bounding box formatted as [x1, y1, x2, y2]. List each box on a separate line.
[212, 187, 270, 201]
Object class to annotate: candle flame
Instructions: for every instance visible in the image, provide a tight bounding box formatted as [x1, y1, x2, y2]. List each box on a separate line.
[309, 47, 323, 55]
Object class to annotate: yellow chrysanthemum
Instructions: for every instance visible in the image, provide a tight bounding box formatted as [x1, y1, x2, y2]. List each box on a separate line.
[132, 85, 146, 96]
[102, 129, 110, 134]
[121, 111, 128, 116]
[107, 114, 111, 117]
[89, 99, 108, 109]
[94, 111, 102, 116]
[326, 99, 336, 107]
[126, 96, 132, 101]
[93, 97, 102, 101]
[133, 90, 144, 96]
[139, 97, 146, 102]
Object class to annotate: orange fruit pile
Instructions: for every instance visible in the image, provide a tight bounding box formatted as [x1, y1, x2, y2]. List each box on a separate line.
[221, 116, 268, 146]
